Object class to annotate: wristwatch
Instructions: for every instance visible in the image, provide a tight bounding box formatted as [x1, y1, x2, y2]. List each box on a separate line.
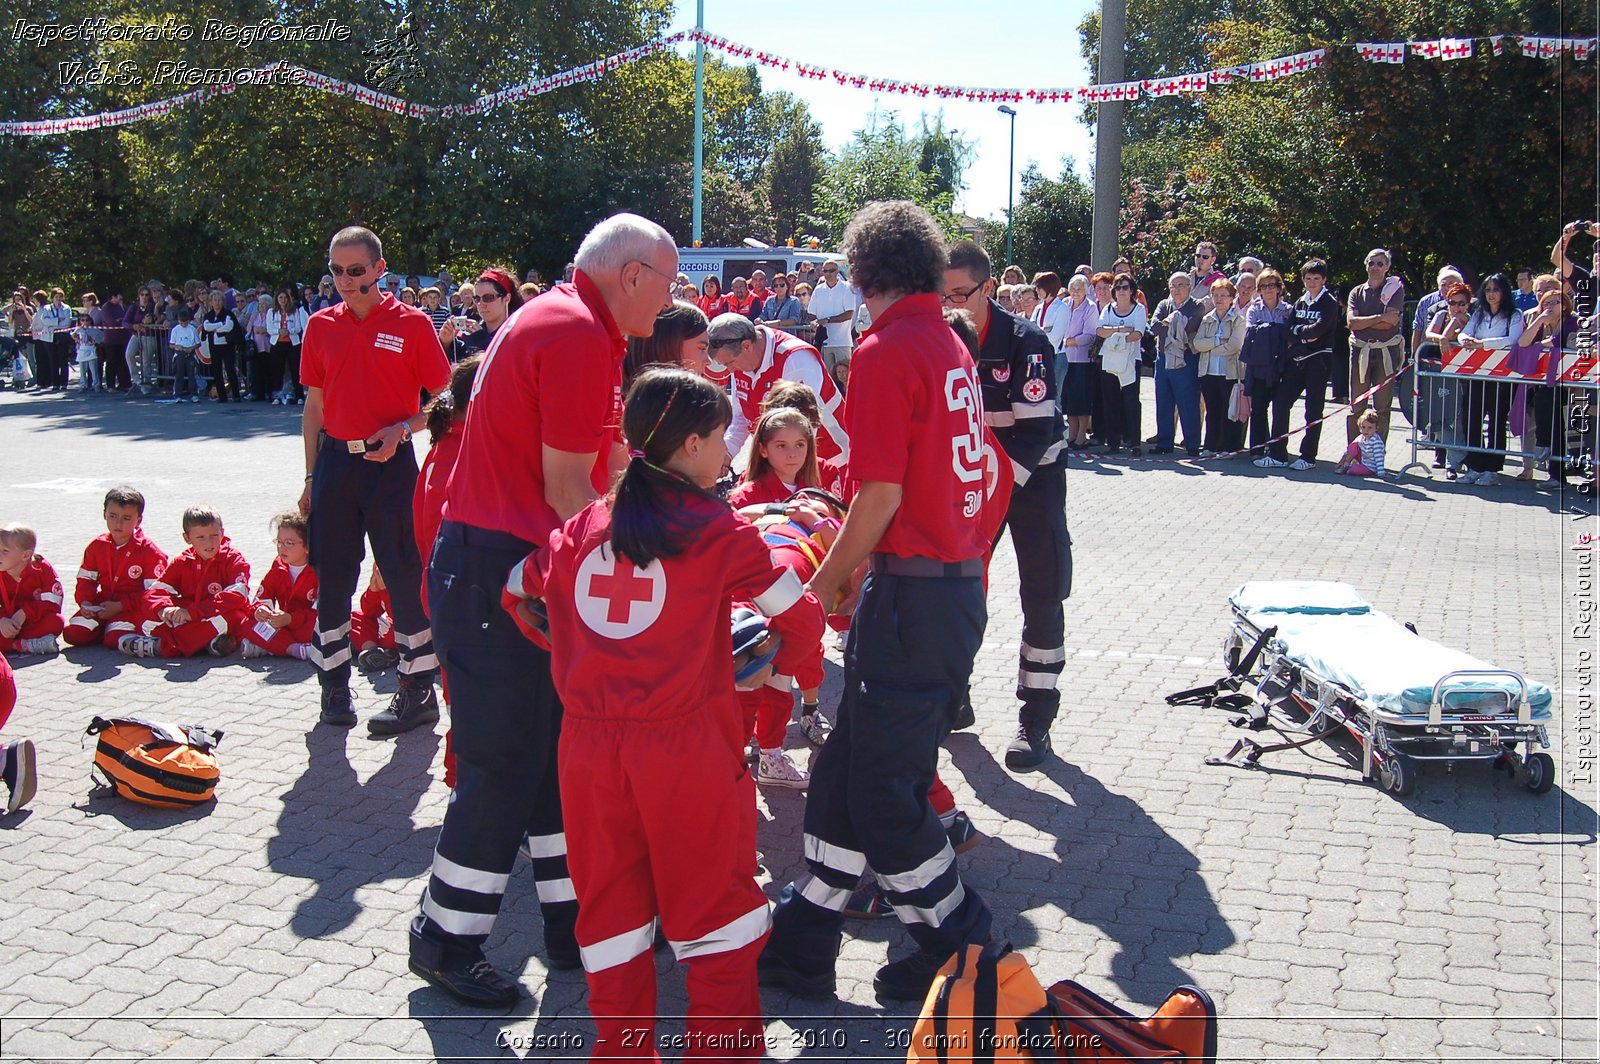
[399, 422, 412, 443]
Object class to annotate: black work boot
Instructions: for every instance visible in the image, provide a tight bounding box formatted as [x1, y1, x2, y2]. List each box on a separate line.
[368, 680, 440, 736]
[409, 918, 519, 1008]
[319, 686, 357, 728]
[1003, 721, 1053, 770]
[873, 948, 954, 1002]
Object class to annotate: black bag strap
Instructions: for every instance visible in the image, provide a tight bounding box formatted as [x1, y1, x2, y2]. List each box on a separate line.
[933, 942, 969, 1064]
[973, 942, 1001, 1064]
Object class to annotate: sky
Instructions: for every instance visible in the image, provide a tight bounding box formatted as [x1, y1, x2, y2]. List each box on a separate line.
[663, 0, 1102, 224]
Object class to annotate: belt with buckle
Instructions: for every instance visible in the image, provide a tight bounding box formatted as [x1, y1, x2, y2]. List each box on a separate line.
[868, 553, 984, 579]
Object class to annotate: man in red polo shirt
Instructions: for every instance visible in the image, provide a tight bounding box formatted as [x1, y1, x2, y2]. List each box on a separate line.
[708, 314, 850, 465]
[758, 201, 994, 1005]
[408, 212, 679, 1008]
[298, 226, 450, 734]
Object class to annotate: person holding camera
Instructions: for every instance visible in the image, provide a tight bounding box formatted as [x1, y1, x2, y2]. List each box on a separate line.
[437, 267, 522, 360]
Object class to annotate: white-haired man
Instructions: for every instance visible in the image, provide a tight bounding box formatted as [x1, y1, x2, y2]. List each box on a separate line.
[410, 213, 678, 1007]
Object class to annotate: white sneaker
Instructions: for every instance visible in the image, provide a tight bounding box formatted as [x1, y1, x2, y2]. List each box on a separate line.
[1253, 456, 1287, 468]
[1458, 470, 1482, 484]
[799, 709, 833, 747]
[290, 643, 312, 661]
[1477, 471, 1498, 486]
[757, 750, 810, 789]
[117, 634, 161, 658]
[1289, 458, 1313, 471]
[241, 641, 268, 659]
[17, 635, 59, 656]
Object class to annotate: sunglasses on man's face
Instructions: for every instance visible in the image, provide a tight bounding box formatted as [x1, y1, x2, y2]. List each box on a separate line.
[326, 262, 377, 279]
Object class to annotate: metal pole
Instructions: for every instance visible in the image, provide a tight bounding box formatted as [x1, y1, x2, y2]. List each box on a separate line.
[692, 0, 705, 246]
[1091, 0, 1125, 270]
[997, 106, 1016, 268]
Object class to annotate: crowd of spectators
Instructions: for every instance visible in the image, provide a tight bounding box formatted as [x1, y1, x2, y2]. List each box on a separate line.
[5, 224, 1594, 491]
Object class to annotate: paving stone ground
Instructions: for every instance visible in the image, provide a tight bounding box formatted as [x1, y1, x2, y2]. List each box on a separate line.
[0, 385, 1595, 1062]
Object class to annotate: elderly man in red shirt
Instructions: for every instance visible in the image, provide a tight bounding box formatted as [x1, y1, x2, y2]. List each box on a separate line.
[409, 213, 680, 1008]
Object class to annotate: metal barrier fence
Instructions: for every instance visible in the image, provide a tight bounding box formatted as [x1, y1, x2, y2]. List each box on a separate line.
[1403, 344, 1599, 478]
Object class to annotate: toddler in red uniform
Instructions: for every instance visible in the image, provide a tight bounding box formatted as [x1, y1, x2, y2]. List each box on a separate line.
[119, 505, 251, 659]
[730, 408, 836, 787]
[352, 567, 397, 672]
[241, 511, 317, 660]
[0, 524, 65, 656]
[412, 355, 482, 789]
[504, 368, 824, 1061]
[63, 486, 169, 650]
[0, 651, 36, 814]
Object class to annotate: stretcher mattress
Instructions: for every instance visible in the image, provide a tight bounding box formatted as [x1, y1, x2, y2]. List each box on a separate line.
[1230, 582, 1553, 719]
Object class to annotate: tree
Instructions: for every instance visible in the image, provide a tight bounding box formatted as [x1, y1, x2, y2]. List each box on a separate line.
[809, 111, 971, 244]
[1007, 163, 1095, 276]
[762, 92, 824, 245]
[1076, 0, 1597, 292]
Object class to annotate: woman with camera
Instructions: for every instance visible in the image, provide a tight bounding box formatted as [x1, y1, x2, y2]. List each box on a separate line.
[437, 267, 522, 360]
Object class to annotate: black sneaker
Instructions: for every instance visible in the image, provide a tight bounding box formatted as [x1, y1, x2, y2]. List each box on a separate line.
[873, 949, 952, 1002]
[319, 687, 357, 728]
[358, 646, 399, 673]
[368, 682, 440, 736]
[1004, 723, 1053, 770]
[409, 938, 520, 1008]
[757, 945, 837, 999]
[946, 810, 982, 854]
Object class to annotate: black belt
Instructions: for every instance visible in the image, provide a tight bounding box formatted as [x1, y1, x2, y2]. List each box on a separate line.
[320, 432, 414, 455]
[437, 519, 534, 553]
[869, 553, 984, 578]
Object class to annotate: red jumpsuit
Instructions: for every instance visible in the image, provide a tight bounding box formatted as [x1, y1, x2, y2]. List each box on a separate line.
[144, 541, 251, 657]
[505, 493, 824, 1061]
[0, 557, 66, 652]
[0, 652, 15, 733]
[63, 530, 168, 648]
[350, 585, 395, 651]
[242, 560, 319, 656]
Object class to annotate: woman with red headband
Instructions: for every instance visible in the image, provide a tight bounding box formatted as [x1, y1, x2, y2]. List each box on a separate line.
[438, 266, 523, 359]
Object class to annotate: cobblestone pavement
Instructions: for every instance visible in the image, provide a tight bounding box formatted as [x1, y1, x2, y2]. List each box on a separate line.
[0, 386, 1595, 1062]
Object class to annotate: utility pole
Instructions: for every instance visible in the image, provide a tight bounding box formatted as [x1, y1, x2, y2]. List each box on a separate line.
[1090, 0, 1125, 270]
[691, 0, 705, 246]
[997, 105, 1017, 268]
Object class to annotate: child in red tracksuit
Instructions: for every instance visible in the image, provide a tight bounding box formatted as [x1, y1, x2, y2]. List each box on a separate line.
[0, 524, 66, 656]
[63, 486, 169, 650]
[120, 505, 251, 659]
[0, 651, 35, 814]
[413, 355, 481, 789]
[352, 567, 397, 672]
[241, 511, 317, 660]
[730, 408, 835, 788]
[504, 368, 824, 1061]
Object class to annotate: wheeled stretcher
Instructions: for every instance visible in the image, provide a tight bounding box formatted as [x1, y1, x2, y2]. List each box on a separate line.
[1168, 581, 1556, 797]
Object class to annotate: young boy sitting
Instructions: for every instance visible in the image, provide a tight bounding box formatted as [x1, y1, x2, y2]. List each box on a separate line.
[0, 524, 65, 656]
[64, 486, 169, 649]
[167, 305, 203, 402]
[241, 511, 316, 660]
[119, 505, 251, 659]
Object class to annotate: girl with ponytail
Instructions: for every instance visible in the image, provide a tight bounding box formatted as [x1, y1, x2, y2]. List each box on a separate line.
[502, 365, 825, 1059]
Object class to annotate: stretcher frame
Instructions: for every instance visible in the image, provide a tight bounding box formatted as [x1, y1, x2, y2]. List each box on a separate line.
[1169, 606, 1556, 798]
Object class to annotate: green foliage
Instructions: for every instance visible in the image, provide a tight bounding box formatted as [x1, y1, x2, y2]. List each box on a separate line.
[809, 111, 972, 243]
[1076, 0, 1597, 293]
[1008, 163, 1095, 276]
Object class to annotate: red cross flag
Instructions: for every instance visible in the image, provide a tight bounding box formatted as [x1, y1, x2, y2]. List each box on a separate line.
[1441, 38, 1474, 60]
[575, 543, 667, 640]
[1410, 40, 1443, 59]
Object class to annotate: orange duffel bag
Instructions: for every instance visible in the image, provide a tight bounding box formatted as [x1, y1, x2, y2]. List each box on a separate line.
[86, 716, 222, 807]
[1045, 977, 1216, 1063]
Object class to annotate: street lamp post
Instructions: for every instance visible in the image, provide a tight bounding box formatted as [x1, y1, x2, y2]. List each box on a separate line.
[997, 105, 1017, 270]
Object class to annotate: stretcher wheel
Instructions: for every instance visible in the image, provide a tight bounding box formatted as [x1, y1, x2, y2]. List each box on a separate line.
[1378, 753, 1415, 797]
[1524, 753, 1555, 795]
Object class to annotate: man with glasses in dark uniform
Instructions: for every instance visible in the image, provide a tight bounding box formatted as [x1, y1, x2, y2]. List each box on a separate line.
[298, 226, 449, 733]
[943, 241, 1071, 770]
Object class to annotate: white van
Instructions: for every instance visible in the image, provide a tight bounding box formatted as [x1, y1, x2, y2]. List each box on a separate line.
[676, 244, 848, 288]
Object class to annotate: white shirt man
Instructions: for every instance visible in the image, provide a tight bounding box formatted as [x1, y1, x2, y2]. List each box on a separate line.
[807, 264, 858, 378]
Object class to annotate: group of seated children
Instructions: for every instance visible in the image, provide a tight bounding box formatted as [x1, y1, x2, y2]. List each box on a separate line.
[3, 488, 397, 667]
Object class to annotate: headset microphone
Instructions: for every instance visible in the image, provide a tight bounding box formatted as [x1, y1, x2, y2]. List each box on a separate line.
[357, 270, 386, 296]
[358, 281, 373, 294]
